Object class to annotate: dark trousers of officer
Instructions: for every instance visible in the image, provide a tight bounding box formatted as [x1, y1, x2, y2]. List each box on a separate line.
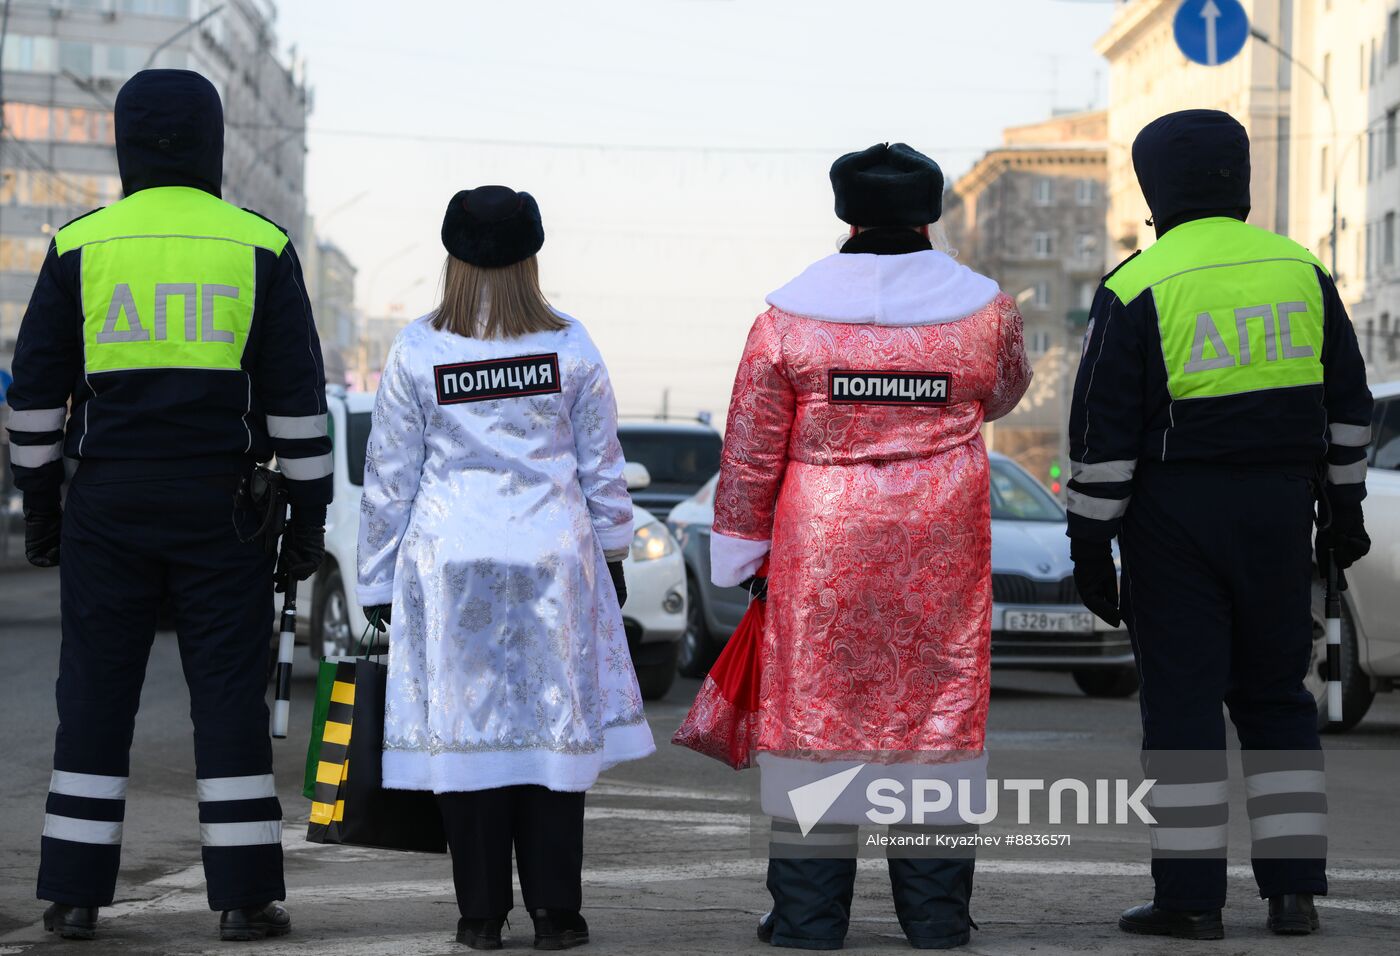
[1120, 462, 1327, 911]
[38, 463, 282, 911]
[436, 785, 586, 919]
[766, 822, 975, 950]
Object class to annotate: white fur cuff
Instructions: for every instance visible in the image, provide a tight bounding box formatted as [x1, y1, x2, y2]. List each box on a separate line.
[710, 532, 770, 588]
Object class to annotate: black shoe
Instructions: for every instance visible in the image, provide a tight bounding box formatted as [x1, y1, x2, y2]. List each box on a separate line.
[219, 902, 291, 942]
[532, 909, 589, 950]
[42, 904, 98, 941]
[458, 916, 506, 950]
[758, 911, 775, 943]
[1267, 894, 1320, 935]
[1119, 902, 1224, 940]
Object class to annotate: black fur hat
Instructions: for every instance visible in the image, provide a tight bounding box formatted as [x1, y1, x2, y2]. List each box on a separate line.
[441, 186, 544, 268]
[830, 143, 944, 228]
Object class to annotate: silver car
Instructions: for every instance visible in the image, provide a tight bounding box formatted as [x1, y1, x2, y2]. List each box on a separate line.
[667, 452, 1137, 697]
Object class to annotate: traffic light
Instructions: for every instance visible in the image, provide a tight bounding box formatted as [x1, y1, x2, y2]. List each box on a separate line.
[1049, 460, 1063, 495]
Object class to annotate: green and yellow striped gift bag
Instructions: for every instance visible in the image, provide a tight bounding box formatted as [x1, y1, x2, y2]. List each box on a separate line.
[307, 662, 356, 828]
[304, 658, 445, 853]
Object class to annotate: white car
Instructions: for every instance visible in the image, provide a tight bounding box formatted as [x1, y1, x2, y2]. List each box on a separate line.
[1306, 379, 1400, 731]
[294, 387, 687, 699]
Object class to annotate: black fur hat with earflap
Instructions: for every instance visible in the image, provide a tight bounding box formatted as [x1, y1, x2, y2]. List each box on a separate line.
[441, 185, 545, 268]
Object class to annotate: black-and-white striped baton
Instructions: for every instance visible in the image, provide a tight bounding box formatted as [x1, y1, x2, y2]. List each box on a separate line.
[1325, 553, 1342, 724]
[272, 577, 296, 739]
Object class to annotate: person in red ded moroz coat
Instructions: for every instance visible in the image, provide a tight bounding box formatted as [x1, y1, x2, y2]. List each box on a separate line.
[710, 143, 1032, 950]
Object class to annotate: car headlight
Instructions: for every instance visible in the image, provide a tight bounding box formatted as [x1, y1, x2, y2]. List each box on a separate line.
[631, 522, 676, 562]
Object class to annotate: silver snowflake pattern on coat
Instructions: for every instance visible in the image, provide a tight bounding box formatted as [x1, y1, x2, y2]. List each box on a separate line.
[356, 314, 653, 791]
[458, 597, 492, 631]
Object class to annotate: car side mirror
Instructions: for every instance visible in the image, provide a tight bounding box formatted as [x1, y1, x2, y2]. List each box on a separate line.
[624, 461, 652, 490]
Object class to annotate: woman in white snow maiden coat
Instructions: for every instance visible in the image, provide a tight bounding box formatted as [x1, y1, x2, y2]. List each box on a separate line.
[357, 185, 655, 951]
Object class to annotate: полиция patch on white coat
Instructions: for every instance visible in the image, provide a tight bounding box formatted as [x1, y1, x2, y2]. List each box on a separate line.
[358, 313, 655, 794]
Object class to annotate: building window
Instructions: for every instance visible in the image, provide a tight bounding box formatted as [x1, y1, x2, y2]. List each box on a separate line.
[1077, 281, 1095, 310]
[2, 103, 114, 145]
[1387, 109, 1398, 169]
[1390, 11, 1400, 66]
[1386, 212, 1396, 267]
[1033, 232, 1054, 258]
[0, 35, 56, 73]
[1026, 330, 1052, 355]
[117, 0, 194, 15]
[0, 237, 50, 273]
[1076, 233, 1097, 260]
[0, 169, 121, 207]
[1075, 180, 1097, 206]
[1033, 178, 1054, 206]
[1033, 281, 1052, 309]
[59, 42, 94, 77]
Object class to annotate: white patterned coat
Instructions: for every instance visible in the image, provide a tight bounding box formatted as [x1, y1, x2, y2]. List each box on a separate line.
[357, 313, 655, 793]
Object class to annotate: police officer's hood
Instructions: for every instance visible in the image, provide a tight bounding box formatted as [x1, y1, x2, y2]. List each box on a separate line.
[1132, 110, 1251, 238]
[114, 69, 223, 199]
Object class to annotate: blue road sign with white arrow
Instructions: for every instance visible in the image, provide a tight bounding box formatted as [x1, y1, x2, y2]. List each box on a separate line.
[1174, 0, 1250, 67]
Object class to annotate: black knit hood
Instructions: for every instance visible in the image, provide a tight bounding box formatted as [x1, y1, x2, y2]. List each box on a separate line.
[1132, 109, 1251, 237]
[114, 69, 224, 198]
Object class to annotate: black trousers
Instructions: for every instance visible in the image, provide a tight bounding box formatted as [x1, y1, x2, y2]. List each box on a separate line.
[1120, 463, 1327, 911]
[767, 822, 975, 950]
[437, 785, 586, 919]
[39, 466, 281, 911]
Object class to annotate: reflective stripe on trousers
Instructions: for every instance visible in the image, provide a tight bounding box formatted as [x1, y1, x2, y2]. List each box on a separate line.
[42, 771, 129, 847]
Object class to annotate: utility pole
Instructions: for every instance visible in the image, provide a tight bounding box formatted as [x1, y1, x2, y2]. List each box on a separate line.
[1251, 28, 1338, 277]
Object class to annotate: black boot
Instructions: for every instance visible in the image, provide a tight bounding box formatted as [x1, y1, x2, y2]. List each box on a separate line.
[42, 903, 98, 941]
[219, 902, 291, 942]
[1119, 902, 1223, 940]
[457, 916, 506, 950]
[758, 911, 775, 943]
[532, 909, 589, 950]
[1267, 894, 1320, 935]
[888, 856, 975, 949]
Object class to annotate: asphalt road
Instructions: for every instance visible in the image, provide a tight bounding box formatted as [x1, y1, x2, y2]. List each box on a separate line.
[1, 564, 1397, 955]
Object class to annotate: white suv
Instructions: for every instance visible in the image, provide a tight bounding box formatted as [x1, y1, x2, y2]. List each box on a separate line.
[1307, 378, 1400, 731]
[294, 387, 687, 699]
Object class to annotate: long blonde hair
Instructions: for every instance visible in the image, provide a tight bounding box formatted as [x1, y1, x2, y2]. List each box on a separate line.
[430, 254, 565, 339]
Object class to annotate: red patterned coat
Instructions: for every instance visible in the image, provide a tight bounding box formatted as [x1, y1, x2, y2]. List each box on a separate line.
[710, 249, 1031, 759]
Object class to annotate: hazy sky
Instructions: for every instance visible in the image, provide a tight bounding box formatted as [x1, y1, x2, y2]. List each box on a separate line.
[277, 0, 1115, 418]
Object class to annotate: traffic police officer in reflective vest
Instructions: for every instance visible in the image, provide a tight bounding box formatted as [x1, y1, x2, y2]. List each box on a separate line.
[5, 70, 331, 941]
[1067, 110, 1372, 940]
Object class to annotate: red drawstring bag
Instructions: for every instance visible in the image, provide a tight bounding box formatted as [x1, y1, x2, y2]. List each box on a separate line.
[672, 561, 767, 770]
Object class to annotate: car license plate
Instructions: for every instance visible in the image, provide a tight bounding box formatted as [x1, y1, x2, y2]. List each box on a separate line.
[1004, 609, 1095, 633]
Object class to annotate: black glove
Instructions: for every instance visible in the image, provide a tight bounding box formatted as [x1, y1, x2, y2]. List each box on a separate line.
[23, 505, 62, 568]
[1317, 502, 1370, 584]
[1070, 537, 1120, 627]
[275, 520, 325, 590]
[608, 561, 627, 609]
[739, 574, 768, 602]
[364, 604, 392, 631]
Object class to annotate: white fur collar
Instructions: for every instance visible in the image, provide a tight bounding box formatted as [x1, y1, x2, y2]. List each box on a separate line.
[766, 250, 1000, 326]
